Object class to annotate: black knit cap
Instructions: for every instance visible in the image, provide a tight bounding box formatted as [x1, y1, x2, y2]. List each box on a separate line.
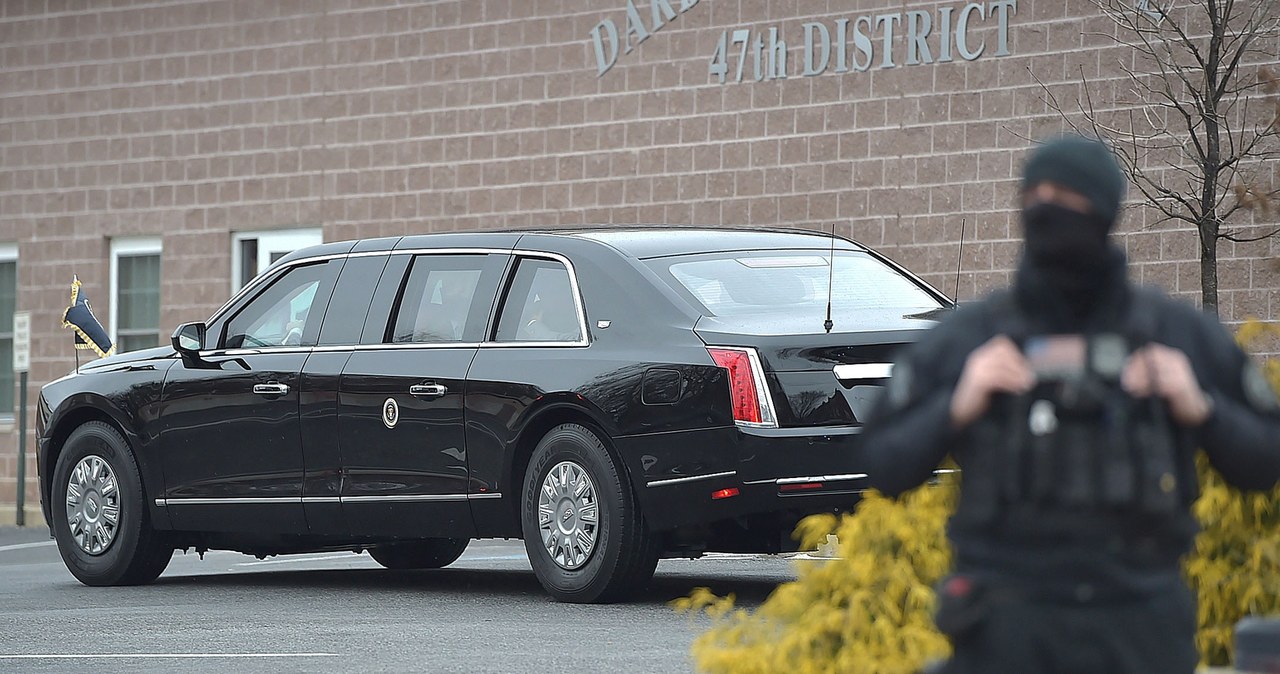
[1022, 134, 1127, 227]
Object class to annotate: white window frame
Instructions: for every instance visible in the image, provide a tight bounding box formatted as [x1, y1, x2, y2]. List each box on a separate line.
[110, 236, 163, 350]
[0, 243, 17, 421]
[231, 227, 323, 293]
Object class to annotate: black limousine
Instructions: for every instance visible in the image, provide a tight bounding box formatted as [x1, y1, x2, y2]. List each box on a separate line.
[37, 228, 949, 602]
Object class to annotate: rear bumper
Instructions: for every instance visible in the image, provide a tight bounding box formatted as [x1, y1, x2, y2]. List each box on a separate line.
[621, 424, 868, 533]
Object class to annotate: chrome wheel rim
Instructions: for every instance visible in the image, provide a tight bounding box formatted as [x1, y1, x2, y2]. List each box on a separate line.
[537, 461, 599, 570]
[64, 456, 121, 556]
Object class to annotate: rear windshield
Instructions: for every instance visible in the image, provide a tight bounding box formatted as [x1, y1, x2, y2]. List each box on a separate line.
[647, 250, 943, 317]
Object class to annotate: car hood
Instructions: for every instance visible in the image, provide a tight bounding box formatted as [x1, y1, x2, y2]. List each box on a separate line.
[75, 345, 176, 373]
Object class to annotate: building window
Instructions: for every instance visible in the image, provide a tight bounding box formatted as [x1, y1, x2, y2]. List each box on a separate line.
[232, 228, 323, 292]
[0, 244, 16, 419]
[111, 237, 162, 354]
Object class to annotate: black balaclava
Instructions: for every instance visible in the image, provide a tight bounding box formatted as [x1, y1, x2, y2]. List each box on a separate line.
[1015, 135, 1128, 328]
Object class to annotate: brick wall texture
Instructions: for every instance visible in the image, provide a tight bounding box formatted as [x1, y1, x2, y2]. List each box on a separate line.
[0, 0, 1277, 513]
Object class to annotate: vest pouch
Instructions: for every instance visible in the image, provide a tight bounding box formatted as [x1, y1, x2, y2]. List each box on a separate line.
[1054, 416, 1098, 508]
[1100, 401, 1136, 507]
[1000, 395, 1032, 505]
[955, 414, 1009, 526]
[1132, 398, 1180, 515]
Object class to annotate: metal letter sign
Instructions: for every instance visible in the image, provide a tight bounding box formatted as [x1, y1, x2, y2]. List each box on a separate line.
[13, 311, 30, 373]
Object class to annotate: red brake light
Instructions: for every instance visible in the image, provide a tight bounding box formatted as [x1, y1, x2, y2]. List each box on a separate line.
[708, 347, 763, 425]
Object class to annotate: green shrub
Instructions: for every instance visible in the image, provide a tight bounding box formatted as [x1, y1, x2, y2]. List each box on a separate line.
[677, 321, 1280, 671]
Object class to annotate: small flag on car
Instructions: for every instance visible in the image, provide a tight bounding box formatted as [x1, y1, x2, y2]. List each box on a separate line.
[61, 276, 114, 358]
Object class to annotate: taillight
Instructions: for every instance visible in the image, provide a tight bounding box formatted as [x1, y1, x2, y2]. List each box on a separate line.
[707, 347, 776, 427]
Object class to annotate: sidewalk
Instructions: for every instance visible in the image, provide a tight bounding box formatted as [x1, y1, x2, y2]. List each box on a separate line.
[0, 506, 45, 529]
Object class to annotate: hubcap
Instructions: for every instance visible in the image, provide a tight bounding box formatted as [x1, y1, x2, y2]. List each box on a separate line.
[64, 456, 120, 556]
[537, 461, 599, 570]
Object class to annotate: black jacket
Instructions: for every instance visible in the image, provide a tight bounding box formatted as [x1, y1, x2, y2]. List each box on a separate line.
[860, 277, 1280, 593]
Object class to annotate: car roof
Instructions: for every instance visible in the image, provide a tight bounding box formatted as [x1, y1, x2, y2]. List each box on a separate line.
[563, 227, 868, 259]
[277, 226, 869, 265]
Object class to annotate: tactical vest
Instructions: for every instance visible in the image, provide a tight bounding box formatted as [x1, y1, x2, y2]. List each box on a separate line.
[953, 288, 1196, 530]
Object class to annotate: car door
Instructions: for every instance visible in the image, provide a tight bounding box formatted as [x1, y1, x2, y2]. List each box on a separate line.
[158, 259, 339, 533]
[297, 252, 393, 536]
[336, 252, 506, 538]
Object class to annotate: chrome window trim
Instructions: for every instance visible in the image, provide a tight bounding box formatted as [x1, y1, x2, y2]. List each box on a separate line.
[491, 249, 591, 348]
[301, 497, 342, 504]
[206, 246, 592, 349]
[833, 363, 894, 380]
[205, 252, 351, 326]
[646, 470, 737, 488]
[198, 347, 315, 357]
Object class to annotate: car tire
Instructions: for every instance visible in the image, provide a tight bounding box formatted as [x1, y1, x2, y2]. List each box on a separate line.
[369, 538, 470, 569]
[521, 423, 659, 603]
[51, 421, 173, 586]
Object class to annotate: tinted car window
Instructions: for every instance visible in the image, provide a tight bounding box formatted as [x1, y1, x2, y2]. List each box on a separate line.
[650, 250, 942, 317]
[390, 255, 486, 343]
[224, 261, 332, 348]
[318, 255, 388, 346]
[495, 258, 582, 343]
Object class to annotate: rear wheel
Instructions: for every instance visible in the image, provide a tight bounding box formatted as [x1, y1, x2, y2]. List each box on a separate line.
[51, 421, 173, 586]
[369, 538, 469, 569]
[521, 423, 658, 603]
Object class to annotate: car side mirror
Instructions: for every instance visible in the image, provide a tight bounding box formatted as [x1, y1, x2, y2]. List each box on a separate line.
[172, 322, 207, 354]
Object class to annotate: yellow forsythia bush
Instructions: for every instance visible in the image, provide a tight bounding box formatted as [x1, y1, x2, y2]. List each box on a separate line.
[1185, 319, 1280, 667]
[673, 478, 957, 674]
[677, 320, 1280, 672]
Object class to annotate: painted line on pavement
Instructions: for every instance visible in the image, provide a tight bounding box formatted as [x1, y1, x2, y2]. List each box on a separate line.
[235, 553, 365, 567]
[0, 653, 340, 660]
[0, 540, 55, 553]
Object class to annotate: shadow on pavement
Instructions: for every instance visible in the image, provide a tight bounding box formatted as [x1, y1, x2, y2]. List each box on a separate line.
[151, 566, 786, 606]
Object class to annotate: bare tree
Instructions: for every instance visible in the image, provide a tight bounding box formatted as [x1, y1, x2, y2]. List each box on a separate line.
[1035, 0, 1280, 317]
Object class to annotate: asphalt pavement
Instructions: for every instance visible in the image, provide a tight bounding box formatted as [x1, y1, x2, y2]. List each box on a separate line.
[0, 526, 802, 673]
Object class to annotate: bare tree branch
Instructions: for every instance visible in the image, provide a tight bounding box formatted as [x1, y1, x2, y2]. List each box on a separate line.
[1042, 0, 1280, 316]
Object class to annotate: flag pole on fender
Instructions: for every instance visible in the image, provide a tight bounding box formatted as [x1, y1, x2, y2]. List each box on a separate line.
[61, 275, 114, 372]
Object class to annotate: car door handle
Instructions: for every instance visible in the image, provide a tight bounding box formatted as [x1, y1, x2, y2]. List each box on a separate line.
[252, 383, 290, 396]
[409, 384, 448, 397]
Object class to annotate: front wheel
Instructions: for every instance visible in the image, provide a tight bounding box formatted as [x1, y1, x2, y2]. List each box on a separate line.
[521, 423, 658, 603]
[51, 421, 173, 586]
[369, 538, 469, 569]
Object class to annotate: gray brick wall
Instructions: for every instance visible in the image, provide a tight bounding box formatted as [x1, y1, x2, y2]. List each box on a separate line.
[0, 0, 1276, 511]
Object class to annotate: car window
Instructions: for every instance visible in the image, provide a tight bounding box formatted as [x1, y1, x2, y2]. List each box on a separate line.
[318, 255, 388, 346]
[495, 258, 582, 343]
[650, 250, 942, 317]
[390, 255, 486, 344]
[224, 261, 331, 349]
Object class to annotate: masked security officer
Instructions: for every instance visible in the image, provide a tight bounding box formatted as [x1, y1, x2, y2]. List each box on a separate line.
[859, 134, 1280, 673]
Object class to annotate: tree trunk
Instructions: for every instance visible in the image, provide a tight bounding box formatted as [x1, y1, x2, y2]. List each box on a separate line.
[1200, 222, 1219, 317]
[1199, 2, 1224, 318]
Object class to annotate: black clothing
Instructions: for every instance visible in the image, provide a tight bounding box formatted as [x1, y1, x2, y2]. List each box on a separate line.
[933, 577, 1198, 674]
[1021, 134, 1127, 224]
[1015, 239, 1127, 329]
[860, 247, 1280, 673]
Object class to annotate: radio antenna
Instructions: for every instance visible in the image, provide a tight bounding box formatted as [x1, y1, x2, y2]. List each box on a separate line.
[953, 217, 966, 304]
[824, 223, 835, 333]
